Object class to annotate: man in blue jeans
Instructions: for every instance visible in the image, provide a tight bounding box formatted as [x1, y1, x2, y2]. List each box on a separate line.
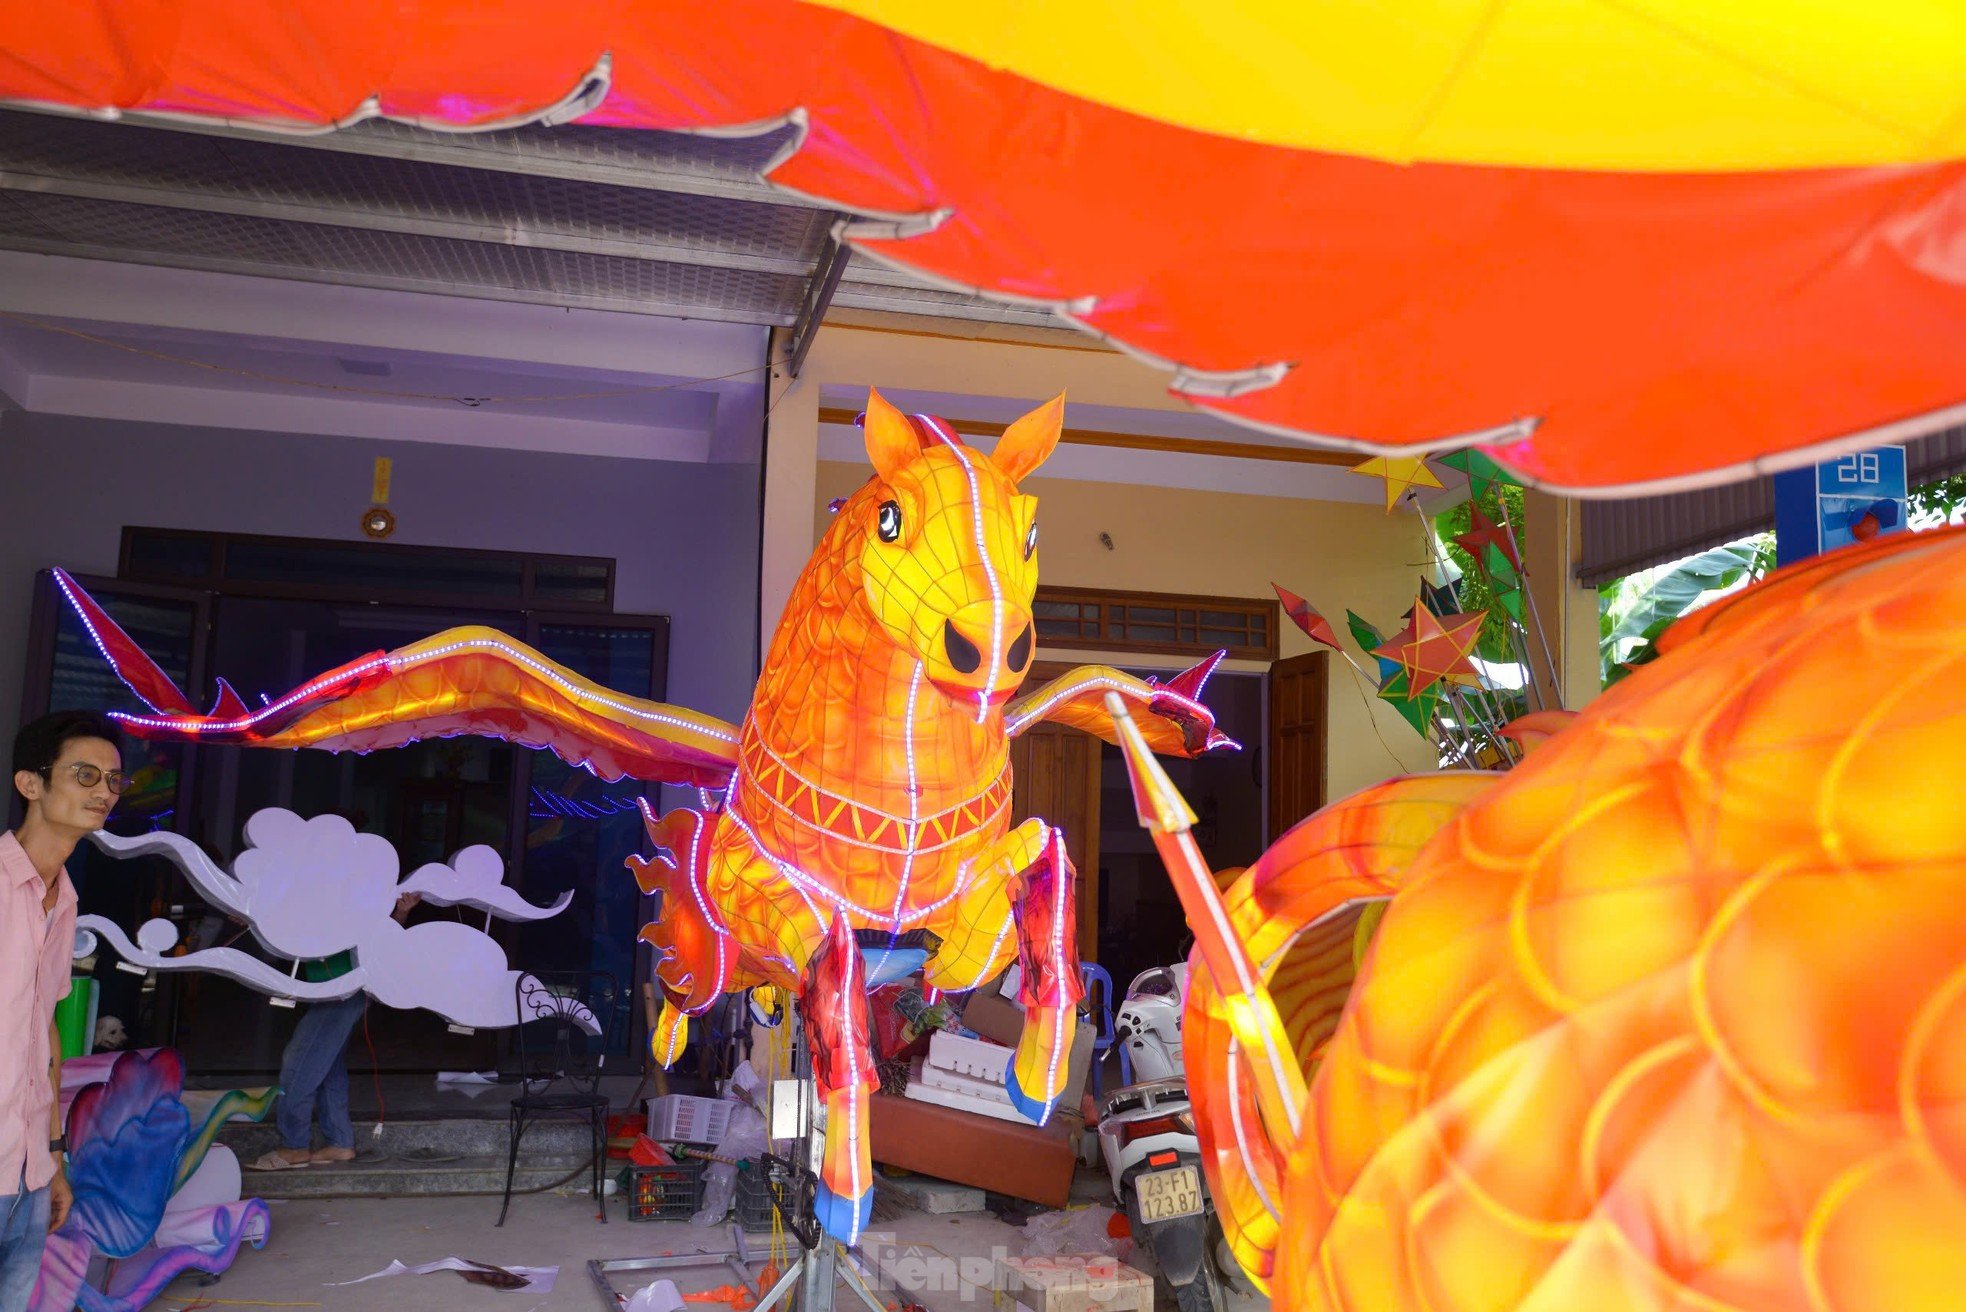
[249, 891, 418, 1171]
[3, 712, 125, 1310]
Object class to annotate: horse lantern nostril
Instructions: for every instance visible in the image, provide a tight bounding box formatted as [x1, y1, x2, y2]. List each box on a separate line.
[1007, 623, 1033, 672]
[943, 620, 983, 674]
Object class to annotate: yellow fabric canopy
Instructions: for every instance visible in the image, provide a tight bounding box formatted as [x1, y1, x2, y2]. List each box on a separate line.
[812, 0, 1966, 169]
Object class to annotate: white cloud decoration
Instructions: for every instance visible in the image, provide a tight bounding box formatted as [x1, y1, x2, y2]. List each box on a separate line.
[78, 810, 597, 1033]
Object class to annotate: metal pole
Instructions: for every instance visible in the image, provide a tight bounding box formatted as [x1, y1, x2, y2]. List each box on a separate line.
[1495, 502, 1566, 710]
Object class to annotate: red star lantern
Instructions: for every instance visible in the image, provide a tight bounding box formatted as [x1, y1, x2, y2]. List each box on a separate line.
[1272, 583, 1341, 651]
[1383, 601, 1487, 694]
[1453, 504, 1521, 573]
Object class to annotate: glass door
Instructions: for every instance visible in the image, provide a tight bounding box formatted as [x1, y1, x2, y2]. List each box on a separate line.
[187, 597, 523, 1075]
[512, 614, 670, 1059]
[20, 570, 209, 1056]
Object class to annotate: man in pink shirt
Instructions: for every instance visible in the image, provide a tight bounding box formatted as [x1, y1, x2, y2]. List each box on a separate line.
[2, 711, 124, 1310]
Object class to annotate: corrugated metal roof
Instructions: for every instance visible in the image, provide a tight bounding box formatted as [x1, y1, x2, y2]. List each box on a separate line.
[1578, 423, 1966, 583]
[0, 107, 1058, 329]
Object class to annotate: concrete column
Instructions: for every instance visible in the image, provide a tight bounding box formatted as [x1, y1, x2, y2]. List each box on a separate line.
[1521, 489, 1601, 711]
[757, 335, 820, 666]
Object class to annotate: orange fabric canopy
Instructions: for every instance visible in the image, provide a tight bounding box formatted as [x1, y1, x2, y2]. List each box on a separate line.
[4, 0, 1964, 493]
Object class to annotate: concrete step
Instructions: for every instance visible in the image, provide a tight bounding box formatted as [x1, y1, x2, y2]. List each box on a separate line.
[221, 1115, 599, 1161]
[239, 1150, 603, 1200]
[223, 1115, 610, 1198]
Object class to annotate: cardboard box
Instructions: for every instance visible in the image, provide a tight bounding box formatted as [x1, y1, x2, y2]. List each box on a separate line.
[995, 1254, 1154, 1312]
[868, 1092, 1080, 1207]
[957, 974, 1096, 1111]
[959, 975, 1025, 1048]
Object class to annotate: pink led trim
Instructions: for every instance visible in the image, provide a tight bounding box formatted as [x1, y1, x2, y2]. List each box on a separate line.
[1225, 1037, 1281, 1220]
[887, 663, 925, 931]
[839, 915, 866, 1245]
[113, 654, 392, 734]
[53, 570, 174, 716]
[948, 913, 1015, 993]
[635, 799, 732, 937]
[1038, 828, 1069, 1125]
[721, 780, 839, 935]
[662, 1010, 685, 1066]
[727, 778, 974, 925]
[752, 736, 1007, 835]
[918, 415, 1004, 725]
[1006, 674, 1211, 737]
[114, 636, 738, 744]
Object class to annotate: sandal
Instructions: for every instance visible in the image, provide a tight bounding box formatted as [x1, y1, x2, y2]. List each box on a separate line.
[311, 1147, 357, 1164]
[246, 1150, 314, 1171]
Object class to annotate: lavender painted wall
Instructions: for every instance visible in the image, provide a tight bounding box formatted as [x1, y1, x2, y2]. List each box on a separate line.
[0, 410, 762, 749]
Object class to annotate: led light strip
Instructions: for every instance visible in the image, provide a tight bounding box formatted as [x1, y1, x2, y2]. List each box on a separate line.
[944, 912, 1015, 994]
[749, 735, 1007, 834]
[840, 922, 866, 1246]
[726, 779, 977, 926]
[1037, 828, 1070, 1125]
[722, 782, 841, 936]
[54, 571, 174, 716]
[662, 1010, 685, 1067]
[1006, 674, 1217, 740]
[918, 415, 1004, 724]
[113, 655, 389, 734]
[887, 663, 925, 930]
[113, 635, 738, 744]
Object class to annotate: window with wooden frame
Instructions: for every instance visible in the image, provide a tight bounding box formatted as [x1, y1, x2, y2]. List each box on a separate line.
[1032, 586, 1278, 661]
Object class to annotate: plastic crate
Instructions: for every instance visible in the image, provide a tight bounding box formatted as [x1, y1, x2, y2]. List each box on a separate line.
[733, 1159, 787, 1233]
[626, 1160, 707, 1222]
[646, 1095, 733, 1145]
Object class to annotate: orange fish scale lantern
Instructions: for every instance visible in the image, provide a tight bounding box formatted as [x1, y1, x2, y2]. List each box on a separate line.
[1162, 524, 1966, 1311]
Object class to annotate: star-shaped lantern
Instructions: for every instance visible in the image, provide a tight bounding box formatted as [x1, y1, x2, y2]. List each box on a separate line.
[1437, 448, 1523, 502]
[1349, 455, 1444, 512]
[1483, 543, 1526, 620]
[1381, 599, 1487, 694]
[1453, 503, 1521, 573]
[1376, 666, 1446, 734]
[1272, 583, 1341, 651]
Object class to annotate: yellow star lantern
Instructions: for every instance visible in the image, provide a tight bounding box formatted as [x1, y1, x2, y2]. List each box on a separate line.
[1349, 455, 1444, 511]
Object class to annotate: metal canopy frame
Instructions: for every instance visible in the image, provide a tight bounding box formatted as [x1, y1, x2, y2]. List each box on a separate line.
[0, 107, 1058, 336]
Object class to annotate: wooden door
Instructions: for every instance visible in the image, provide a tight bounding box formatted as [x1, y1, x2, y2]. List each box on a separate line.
[1269, 651, 1328, 838]
[1009, 664, 1103, 962]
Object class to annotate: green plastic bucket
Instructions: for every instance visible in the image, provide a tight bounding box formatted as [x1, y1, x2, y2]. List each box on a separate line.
[54, 977, 96, 1059]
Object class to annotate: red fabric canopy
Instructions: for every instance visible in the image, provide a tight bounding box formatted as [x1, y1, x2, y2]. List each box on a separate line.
[5, 0, 1964, 493]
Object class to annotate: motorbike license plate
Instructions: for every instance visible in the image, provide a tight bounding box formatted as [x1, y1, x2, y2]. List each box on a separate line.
[1138, 1165, 1204, 1222]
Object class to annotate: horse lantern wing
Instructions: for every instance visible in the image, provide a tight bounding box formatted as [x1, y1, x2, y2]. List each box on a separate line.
[1004, 652, 1237, 756]
[58, 570, 739, 789]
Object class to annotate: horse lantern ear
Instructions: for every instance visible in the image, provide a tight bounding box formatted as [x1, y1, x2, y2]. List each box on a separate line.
[990, 393, 1065, 484]
[863, 389, 924, 482]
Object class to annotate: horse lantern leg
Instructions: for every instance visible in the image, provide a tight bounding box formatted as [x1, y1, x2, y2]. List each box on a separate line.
[800, 910, 878, 1243]
[1005, 829, 1084, 1125]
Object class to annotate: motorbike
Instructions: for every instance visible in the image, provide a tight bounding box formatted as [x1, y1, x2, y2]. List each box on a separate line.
[1097, 964, 1239, 1312]
[1112, 963, 1187, 1083]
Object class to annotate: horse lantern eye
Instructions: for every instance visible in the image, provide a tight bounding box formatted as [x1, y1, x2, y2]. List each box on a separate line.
[877, 500, 903, 543]
[1024, 521, 1038, 560]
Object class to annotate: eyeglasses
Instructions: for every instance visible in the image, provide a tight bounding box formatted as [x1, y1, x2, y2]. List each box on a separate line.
[40, 762, 133, 795]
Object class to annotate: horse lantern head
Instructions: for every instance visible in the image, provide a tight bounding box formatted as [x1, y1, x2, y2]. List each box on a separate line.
[855, 389, 1063, 714]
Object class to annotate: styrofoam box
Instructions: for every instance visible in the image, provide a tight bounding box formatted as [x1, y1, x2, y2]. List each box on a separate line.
[922, 1030, 1013, 1086]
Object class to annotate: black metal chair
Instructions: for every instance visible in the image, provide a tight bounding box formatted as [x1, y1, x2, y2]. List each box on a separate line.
[498, 970, 618, 1226]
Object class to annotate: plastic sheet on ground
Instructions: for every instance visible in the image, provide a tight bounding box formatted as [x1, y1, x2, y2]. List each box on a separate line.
[1020, 1205, 1119, 1257]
